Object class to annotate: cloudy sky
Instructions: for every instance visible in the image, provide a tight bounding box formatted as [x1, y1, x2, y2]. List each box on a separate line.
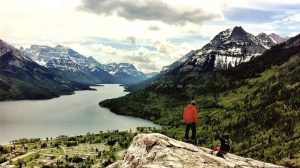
[0, 0, 299, 73]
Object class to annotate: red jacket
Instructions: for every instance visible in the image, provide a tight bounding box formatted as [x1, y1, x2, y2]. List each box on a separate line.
[183, 104, 198, 124]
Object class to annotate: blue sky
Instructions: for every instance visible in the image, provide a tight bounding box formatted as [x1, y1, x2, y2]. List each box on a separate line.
[0, 0, 299, 73]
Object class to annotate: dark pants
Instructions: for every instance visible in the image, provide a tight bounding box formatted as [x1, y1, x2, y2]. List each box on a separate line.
[185, 122, 196, 142]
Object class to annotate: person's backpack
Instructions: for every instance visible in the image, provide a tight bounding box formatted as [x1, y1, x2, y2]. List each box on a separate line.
[221, 139, 230, 152]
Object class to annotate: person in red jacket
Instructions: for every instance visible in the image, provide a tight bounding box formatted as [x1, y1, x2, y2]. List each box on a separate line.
[182, 100, 198, 144]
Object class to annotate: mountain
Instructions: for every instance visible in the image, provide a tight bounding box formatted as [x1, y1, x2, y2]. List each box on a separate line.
[24, 45, 116, 85]
[132, 26, 283, 91]
[256, 33, 289, 49]
[133, 27, 290, 92]
[24, 45, 149, 84]
[160, 50, 197, 73]
[269, 33, 289, 43]
[99, 34, 300, 165]
[173, 26, 272, 74]
[109, 133, 283, 168]
[162, 27, 290, 76]
[103, 63, 147, 84]
[145, 72, 159, 78]
[86, 56, 104, 69]
[0, 39, 90, 101]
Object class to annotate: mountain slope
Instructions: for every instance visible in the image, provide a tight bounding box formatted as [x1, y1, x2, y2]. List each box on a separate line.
[134, 27, 287, 92]
[256, 33, 289, 49]
[24, 45, 116, 85]
[145, 72, 159, 78]
[269, 33, 289, 43]
[103, 63, 147, 84]
[162, 26, 270, 76]
[99, 34, 300, 165]
[0, 39, 90, 101]
[174, 26, 271, 74]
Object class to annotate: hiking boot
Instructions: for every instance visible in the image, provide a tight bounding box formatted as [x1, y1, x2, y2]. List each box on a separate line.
[216, 152, 225, 159]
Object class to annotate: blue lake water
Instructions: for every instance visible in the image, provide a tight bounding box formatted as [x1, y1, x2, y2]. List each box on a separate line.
[0, 84, 160, 144]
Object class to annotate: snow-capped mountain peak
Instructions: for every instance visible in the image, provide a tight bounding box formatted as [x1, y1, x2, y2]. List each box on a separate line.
[103, 63, 144, 77]
[160, 49, 199, 73]
[24, 45, 116, 84]
[216, 27, 234, 41]
[163, 26, 289, 74]
[25, 45, 149, 84]
[257, 33, 289, 47]
[55, 45, 66, 49]
[229, 26, 249, 41]
[102, 62, 147, 84]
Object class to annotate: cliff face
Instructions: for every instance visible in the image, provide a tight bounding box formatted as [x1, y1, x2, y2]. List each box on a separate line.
[108, 133, 284, 168]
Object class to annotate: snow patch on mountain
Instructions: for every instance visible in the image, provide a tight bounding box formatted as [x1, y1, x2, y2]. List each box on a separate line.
[24, 45, 92, 71]
[256, 33, 289, 49]
[24, 45, 116, 84]
[165, 26, 289, 74]
[103, 63, 146, 78]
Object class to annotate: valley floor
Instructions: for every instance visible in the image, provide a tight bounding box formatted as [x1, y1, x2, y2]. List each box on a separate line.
[0, 130, 142, 168]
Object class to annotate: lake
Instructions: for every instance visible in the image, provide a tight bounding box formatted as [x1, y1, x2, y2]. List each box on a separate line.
[0, 84, 160, 144]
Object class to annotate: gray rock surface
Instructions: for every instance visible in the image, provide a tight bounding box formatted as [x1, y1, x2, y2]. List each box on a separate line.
[108, 133, 284, 168]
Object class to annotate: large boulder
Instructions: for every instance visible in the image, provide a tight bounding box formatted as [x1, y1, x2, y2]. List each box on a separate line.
[108, 133, 284, 168]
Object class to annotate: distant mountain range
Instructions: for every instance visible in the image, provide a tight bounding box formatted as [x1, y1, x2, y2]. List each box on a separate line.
[129, 26, 288, 91]
[23, 45, 115, 85]
[0, 40, 90, 101]
[133, 26, 289, 92]
[0, 40, 157, 100]
[144, 72, 159, 78]
[102, 63, 147, 84]
[0, 26, 290, 100]
[23, 45, 149, 84]
[257, 33, 289, 48]
[161, 26, 289, 75]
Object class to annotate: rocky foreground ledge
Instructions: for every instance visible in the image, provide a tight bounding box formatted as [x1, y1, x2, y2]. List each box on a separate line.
[108, 133, 284, 168]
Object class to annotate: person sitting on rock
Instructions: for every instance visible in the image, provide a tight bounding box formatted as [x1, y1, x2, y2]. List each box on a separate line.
[211, 133, 230, 158]
[182, 100, 198, 145]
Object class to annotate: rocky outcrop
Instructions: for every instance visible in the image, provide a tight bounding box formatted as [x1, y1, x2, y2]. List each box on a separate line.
[108, 133, 284, 168]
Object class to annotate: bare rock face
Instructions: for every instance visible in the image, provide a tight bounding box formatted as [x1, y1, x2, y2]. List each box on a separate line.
[108, 133, 284, 168]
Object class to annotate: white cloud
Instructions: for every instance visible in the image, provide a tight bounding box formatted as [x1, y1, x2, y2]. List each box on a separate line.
[221, 0, 300, 10]
[0, 0, 214, 73]
[81, 40, 195, 73]
[283, 13, 300, 23]
[0, 0, 299, 73]
[78, 0, 222, 25]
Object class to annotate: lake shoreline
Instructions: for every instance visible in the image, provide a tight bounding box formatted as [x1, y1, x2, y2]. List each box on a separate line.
[0, 84, 160, 145]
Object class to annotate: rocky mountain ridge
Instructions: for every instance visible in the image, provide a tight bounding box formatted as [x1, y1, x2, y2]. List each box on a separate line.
[24, 45, 148, 84]
[23, 45, 115, 84]
[103, 62, 147, 84]
[161, 26, 288, 75]
[256, 33, 289, 49]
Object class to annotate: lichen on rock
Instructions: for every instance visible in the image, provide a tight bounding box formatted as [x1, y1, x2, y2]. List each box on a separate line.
[108, 133, 284, 168]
